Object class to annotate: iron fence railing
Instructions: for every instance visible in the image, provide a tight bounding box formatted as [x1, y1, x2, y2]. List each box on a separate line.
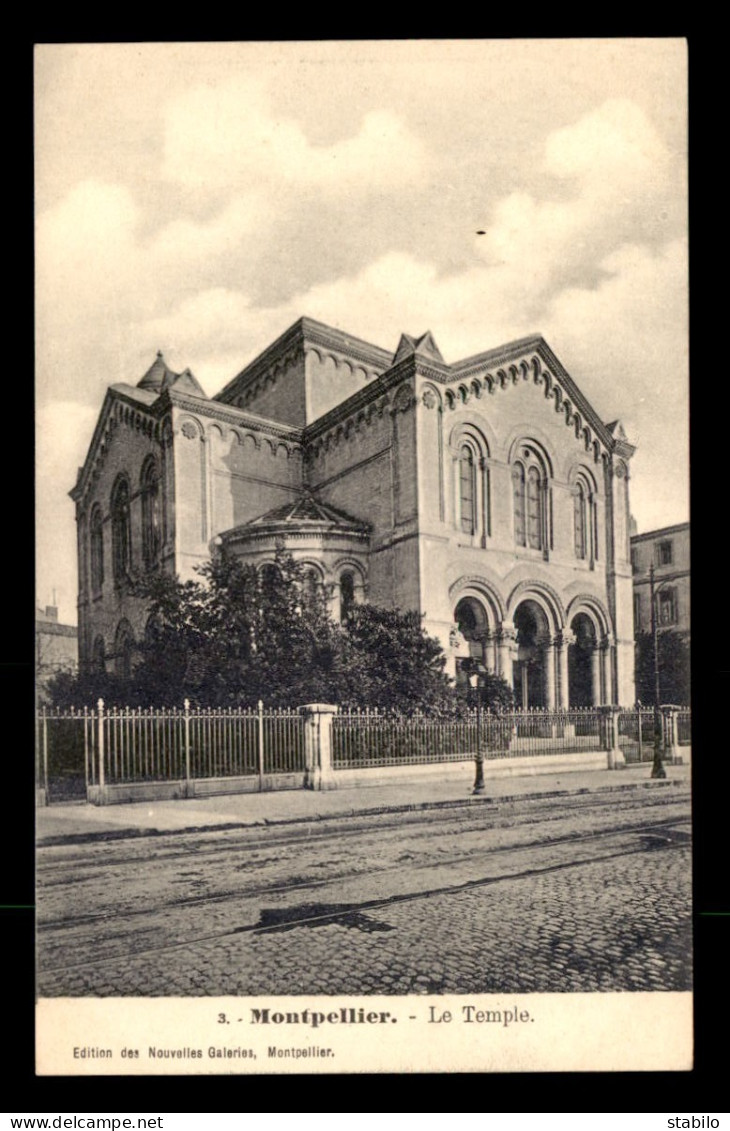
[677, 709, 691, 746]
[37, 702, 305, 793]
[331, 707, 602, 769]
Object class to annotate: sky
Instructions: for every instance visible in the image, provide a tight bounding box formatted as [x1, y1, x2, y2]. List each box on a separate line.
[35, 40, 688, 625]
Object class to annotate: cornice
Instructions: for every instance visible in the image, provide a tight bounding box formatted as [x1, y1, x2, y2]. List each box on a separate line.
[221, 524, 370, 545]
[213, 317, 392, 406]
[630, 521, 690, 543]
[70, 388, 165, 504]
[451, 334, 546, 378]
[304, 356, 416, 444]
[535, 341, 613, 451]
[167, 390, 304, 443]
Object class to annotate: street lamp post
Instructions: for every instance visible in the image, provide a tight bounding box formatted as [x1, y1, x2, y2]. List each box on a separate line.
[467, 660, 488, 795]
[649, 563, 667, 780]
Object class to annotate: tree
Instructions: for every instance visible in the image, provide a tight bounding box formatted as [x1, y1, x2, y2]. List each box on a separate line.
[336, 604, 457, 714]
[50, 548, 464, 714]
[634, 629, 691, 706]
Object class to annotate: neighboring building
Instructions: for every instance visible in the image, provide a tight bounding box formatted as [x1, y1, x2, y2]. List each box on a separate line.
[36, 603, 78, 700]
[71, 317, 638, 704]
[631, 522, 690, 639]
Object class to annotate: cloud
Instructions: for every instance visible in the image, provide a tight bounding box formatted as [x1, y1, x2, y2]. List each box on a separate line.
[36, 401, 100, 624]
[161, 76, 428, 192]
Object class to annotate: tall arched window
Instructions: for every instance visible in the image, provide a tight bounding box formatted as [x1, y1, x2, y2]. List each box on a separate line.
[512, 464, 526, 546]
[512, 444, 550, 553]
[340, 571, 355, 621]
[111, 476, 132, 584]
[452, 426, 490, 542]
[92, 635, 105, 674]
[574, 481, 588, 559]
[526, 466, 542, 549]
[90, 505, 104, 594]
[459, 445, 476, 534]
[572, 471, 598, 563]
[141, 457, 161, 571]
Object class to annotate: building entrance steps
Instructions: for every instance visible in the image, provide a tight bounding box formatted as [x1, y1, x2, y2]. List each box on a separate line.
[37, 763, 690, 845]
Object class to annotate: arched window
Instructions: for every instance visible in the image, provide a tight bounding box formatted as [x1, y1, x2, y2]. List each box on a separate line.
[512, 464, 526, 546]
[526, 466, 541, 549]
[302, 567, 320, 608]
[340, 571, 355, 621]
[574, 481, 588, 559]
[111, 476, 132, 584]
[92, 635, 105, 674]
[459, 445, 476, 534]
[141, 457, 161, 571]
[452, 426, 490, 542]
[90, 505, 104, 594]
[512, 444, 549, 552]
[572, 472, 598, 562]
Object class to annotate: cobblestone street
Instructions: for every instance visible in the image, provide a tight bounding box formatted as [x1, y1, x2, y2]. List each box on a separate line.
[37, 787, 692, 997]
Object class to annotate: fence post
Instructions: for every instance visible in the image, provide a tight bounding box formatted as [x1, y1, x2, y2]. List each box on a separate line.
[257, 700, 265, 790]
[661, 705, 680, 764]
[96, 698, 106, 802]
[37, 707, 49, 806]
[600, 704, 624, 769]
[301, 704, 338, 791]
[183, 699, 192, 797]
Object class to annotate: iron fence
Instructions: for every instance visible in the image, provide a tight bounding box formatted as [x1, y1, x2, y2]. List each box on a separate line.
[37, 702, 305, 795]
[331, 707, 602, 769]
[677, 709, 691, 746]
[618, 708, 656, 763]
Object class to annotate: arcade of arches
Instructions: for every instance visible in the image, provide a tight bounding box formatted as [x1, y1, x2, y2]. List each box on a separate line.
[454, 594, 612, 708]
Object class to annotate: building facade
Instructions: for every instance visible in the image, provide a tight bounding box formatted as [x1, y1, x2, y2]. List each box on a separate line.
[71, 317, 637, 704]
[36, 603, 78, 701]
[631, 522, 690, 640]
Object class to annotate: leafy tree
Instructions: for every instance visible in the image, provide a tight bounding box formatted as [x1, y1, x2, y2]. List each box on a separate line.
[50, 548, 464, 714]
[634, 629, 691, 707]
[336, 604, 457, 714]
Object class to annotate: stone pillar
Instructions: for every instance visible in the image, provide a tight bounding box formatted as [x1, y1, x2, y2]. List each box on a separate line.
[591, 646, 602, 706]
[301, 704, 338, 791]
[600, 704, 625, 769]
[480, 631, 495, 674]
[601, 634, 614, 705]
[556, 630, 574, 709]
[497, 626, 516, 688]
[661, 705, 681, 764]
[543, 638, 557, 710]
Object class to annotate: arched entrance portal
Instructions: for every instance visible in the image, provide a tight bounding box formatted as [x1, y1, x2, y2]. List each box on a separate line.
[569, 613, 598, 706]
[513, 600, 551, 709]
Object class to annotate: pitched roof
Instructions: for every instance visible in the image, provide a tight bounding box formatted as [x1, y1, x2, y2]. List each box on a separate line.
[244, 493, 369, 531]
[393, 331, 444, 364]
[137, 351, 180, 391]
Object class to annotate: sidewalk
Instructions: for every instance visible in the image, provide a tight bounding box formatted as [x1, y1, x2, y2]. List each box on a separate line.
[36, 762, 691, 844]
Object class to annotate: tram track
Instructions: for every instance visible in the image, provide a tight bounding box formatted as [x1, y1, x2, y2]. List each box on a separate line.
[37, 809, 690, 977]
[38, 806, 689, 932]
[37, 784, 689, 879]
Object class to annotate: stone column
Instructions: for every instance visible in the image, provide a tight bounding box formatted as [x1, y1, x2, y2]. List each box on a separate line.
[497, 626, 516, 688]
[556, 630, 574, 709]
[543, 638, 557, 710]
[600, 634, 614, 705]
[591, 645, 602, 706]
[301, 704, 338, 791]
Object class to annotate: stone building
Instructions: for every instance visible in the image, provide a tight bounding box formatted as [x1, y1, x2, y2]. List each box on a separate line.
[631, 522, 690, 640]
[36, 603, 78, 701]
[71, 316, 637, 704]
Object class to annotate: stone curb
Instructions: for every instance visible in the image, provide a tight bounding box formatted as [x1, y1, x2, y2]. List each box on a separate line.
[37, 776, 687, 848]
